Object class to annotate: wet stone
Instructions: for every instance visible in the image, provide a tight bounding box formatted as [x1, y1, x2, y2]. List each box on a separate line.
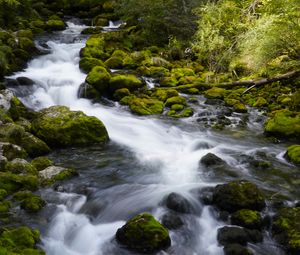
[161, 212, 184, 230]
[164, 192, 193, 214]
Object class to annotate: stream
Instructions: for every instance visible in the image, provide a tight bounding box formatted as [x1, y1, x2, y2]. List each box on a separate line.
[6, 19, 299, 255]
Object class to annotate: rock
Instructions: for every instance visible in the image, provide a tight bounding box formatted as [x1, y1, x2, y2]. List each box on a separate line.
[78, 82, 101, 100]
[109, 74, 143, 92]
[165, 96, 187, 107]
[160, 76, 178, 87]
[16, 77, 35, 86]
[217, 226, 263, 246]
[164, 192, 193, 214]
[223, 243, 253, 255]
[85, 66, 111, 93]
[152, 89, 178, 102]
[39, 166, 74, 180]
[212, 181, 265, 213]
[200, 153, 226, 167]
[79, 57, 105, 73]
[231, 209, 262, 229]
[128, 97, 164, 115]
[161, 212, 184, 230]
[253, 97, 268, 108]
[104, 56, 124, 69]
[171, 68, 195, 79]
[0, 89, 14, 111]
[285, 145, 300, 165]
[272, 207, 300, 254]
[116, 213, 171, 253]
[31, 156, 53, 171]
[204, 87, 226, 99]
[5, 159, 37, 175]
[113, 88, 131, 100]
[0, 189, 7, 200]
[198, 186, 214, 205]
[0, 200, 11, 213]
[265, 110, 300, 138]
[13, 191, 46, 212]
[0, 142, 27, 161]
[46, 19, 66, 31]
[31, 106, 108, 148]
[167, 108, 194, 118]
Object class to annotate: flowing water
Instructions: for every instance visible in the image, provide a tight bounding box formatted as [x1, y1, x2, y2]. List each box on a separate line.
[7, 20, 299, 255]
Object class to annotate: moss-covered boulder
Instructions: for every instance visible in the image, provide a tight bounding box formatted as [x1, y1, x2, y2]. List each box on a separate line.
[160, 76, 178, 87]
[167, 108, 194, 118]
[5, 159, 37, 175]
[113, 88, 131, 100]
[79, 57, 105, 73]
[231, 209, 262, 229]
[31, 106, 108, 148]
[272, 207, 300, 254]
[212, 181, 265, 212]
[265, 110, 300, 138]
[0, 200, 11, 214]
[46, 19, 66, 31]
[0, 226, 44, 254]
[109, 74, 143, 92]
[85, 66, 111, 93]
[0, 142, 27, 161]
[116, 213, 171, 253]
[165, 96, 187, 107]
[0, 123, 51, 157]
[0, 189, 7, 201]
[39, 166, 77, 186]
[204, 87, 226, 99]
[151, 89, 178, 102]
[104, 56, 124, 69]
[171, 68, 195, 79]
[13, 191, 46, 212]
[0, 172, 38, 194]
[31, 157, 53, 171]
[253, 97, 268, 108]
[128, 97, 164, 115]
[285, 145, 300, 165]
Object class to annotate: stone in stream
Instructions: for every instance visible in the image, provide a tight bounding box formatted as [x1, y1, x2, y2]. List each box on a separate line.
[200, 153, 226, 167]
[39, 166, 77, 185]
[16, 76, 35, 86]
[212, 181, 265, 213]
[272, 207, 300, 254]
[285, 145, 300, 165]
[161, 212, 184, 230]
[164, 192, 193, 214]
[116, 213, 171, 253]
[223, 243, 253, 255]
[231, 209, 262, 230]
[31, 106, 109, 148]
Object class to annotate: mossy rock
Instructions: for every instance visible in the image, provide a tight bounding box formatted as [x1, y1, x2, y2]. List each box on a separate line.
[160, 76, 178, 87]
[272, 207, 300, 254]
[129, 97, 164, 115]
[79, 57, 105, 73]
[213, 181, 265, 213]
[116, 213, 171, 253]
[167, 108, 194, 118]
[109, 74, 143, 92]
[171, 68, 195, 79]
[171, 104, 185, 111]
[31, 106, 109, 148]
[0, 226, 44, 253]
[265, 110, 300, 138]
[0, 200, 11, 213]
[0, 142, 27, 161]
[16, 30, 33, 40]
[39, 166, 78, 186]
[5, 159, 37, 175]
[151, 88, 178, 102]
[142, 57, 170, 68]
[13, 191, 46, 213]
[85, 66, 111, 93]
[31, 157, 53, 171]
[253, 97, 268, 108]
[104, 56, 124, 69]
[18, 37, 36, 52]
[165, 96, 187, 107]
[231, 209, 262, 229]
[0, 172, 38, 194]
[78, 82, 101, 100]
[204, 87, 226, 99]
[0, 189, 7, 201]
[113, 88, 131, 100]
[46, 19, 66, 31]
[8, 96, 32, 121]
[285, 145, 300, 165]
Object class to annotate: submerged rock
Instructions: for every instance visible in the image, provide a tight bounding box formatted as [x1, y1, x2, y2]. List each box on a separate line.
[162, 212, 184, 230]
[116, 213, 171, 253]
[212, 181, 265, 213]
[200, 153, 226, 167]
[13, 191, 46, 212]
[31, 106, 108, 148]
[164, 192, 193, 214]
[39, 166, 77, 185]
[272, 207, 300, 254]
[223, 243, 253, 255]
[231, 209, 262, 229]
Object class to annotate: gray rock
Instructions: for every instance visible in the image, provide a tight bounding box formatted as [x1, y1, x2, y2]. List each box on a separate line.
[39, 166, 67, 180]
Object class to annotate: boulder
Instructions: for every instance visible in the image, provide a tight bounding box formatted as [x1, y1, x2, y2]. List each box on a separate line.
[16, 77, 35, 86]
[128, 97, 164, 115]
[212, 181, 265, 213]
[204, 87, 226, 99]
[31, 157, 53, 172]
[217, 226, 263, 246]
[272, 207, 300, 254]
[165, 96, 187, 107]
[46, 19, 66, 31]
[116, 213, 171, 253]
[85, 66, 111, 93]
[164, 192, 193, 214]
[231, 209, 262, 229]
[200, 153, 226, 167]
[285, 145, 300, 165]
[223, 243, 253, 255]
[5, 159, 37, 175]
[109, 74, 143, 92]
[39, 166, 76, 183]
[13, 191, 46, 212]
[31, 106, 108, 148]
[161, 212, 184, 230]
[265, 110, 300, 138]
[79, 57, 105, 73]
[0, 142, 27, 161]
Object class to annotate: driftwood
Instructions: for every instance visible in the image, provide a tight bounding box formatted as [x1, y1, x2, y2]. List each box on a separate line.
[215, 70, 300, 94]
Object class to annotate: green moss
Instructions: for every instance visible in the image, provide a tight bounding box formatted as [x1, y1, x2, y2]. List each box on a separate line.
[265, 110, 300, 138]
[171, 104, 185, 111]
[129, 98, 164, 115]
[167, 107, 194, 118]
[104, 56, 124, 69]
[31, 106, 109, 148]
[46, 19, 65, 31]
[5, 159, 38, 175]
[116, 213, 171, 253]
[147, 67, 170, 78]
[13, 191, 46, 212]
[231, 209, 262, 229]
[31, 157, 53, 171]
[204, 87, 226, 99]
[272, 207, 300, 253]
[109, 74, 143, 92]
[113, 88, 131, 100]
[253, 97, 268, 107]
[160, 76, 178, 87]
[0, 200, 11, 213]
[171, 68, 195, 79]
[165, 96, 187, 107]
[0, 189, 7, 201]
[18, 37, 35, 52]
[151, 89, 178, 102]
[40, 168, 78, 186]
[85, 66, 111, 92]
[0, 173, 38, 194]
[79, 57, 105, 73]
[285, 145, 300, 165]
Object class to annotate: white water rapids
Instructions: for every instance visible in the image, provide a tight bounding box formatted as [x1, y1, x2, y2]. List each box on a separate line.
[8, 22, 287, 255]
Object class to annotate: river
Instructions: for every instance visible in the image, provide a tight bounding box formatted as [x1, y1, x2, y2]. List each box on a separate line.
[7, 19, 297, 255]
